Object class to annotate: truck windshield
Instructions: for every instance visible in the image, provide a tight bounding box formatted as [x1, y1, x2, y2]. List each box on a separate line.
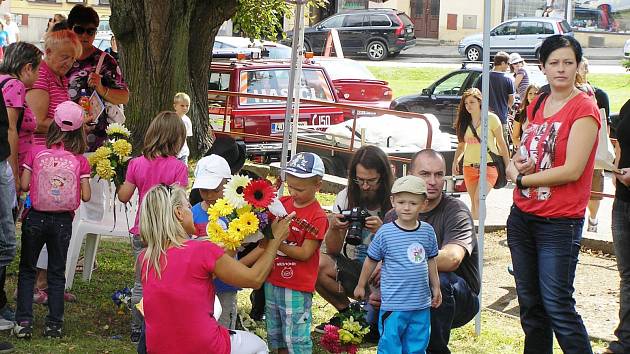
[239, 68, 335, 106]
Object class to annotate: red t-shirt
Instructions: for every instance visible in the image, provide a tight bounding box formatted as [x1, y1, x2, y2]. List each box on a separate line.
[267, 196, 328, 293]
[514, 92, 600, 218]
[142, 240, 230, 354]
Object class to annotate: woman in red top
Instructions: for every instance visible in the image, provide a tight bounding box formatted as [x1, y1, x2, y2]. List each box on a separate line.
[506, 35, 600, 354]
[139, 184, 295, 354]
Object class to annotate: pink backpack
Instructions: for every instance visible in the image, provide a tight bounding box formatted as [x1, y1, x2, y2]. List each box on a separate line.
[30, 148, 81, 212]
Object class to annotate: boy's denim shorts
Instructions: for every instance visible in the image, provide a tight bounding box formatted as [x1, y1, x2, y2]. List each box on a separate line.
[264, 282, 312, 353]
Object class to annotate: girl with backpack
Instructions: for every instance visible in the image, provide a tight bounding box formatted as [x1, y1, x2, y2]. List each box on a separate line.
[14, 101, 91, 339]
[117, 111, 189, 343]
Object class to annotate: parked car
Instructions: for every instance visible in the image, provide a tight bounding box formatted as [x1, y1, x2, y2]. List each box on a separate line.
[208, 59, 345, 162]
[309, 57, 392, 119]
[624, 38, 630, 59]
[286, 9, 415, 61]
[458, 17, 573, 61]
[390, 63, 547, 133]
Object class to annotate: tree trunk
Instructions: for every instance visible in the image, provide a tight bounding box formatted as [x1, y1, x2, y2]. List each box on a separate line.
[109, 0, 237, 157]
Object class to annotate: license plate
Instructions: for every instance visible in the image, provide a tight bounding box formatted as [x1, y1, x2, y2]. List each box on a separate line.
[271, 121, 306, 134]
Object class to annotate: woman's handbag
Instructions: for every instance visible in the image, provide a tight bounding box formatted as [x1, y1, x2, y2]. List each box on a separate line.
[469, 122, 508, 189]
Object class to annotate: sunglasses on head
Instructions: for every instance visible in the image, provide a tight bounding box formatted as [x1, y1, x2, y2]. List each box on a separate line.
[72, 25, 97, 36]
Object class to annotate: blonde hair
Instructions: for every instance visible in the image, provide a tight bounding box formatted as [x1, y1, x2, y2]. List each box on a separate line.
[44, 29, 82, 58]
[142, 111, 186, 159]
[139, 184, 189, 280]
[174, 92, 191, 104]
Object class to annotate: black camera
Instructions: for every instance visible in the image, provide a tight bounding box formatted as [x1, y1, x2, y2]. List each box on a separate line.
[340, 207, 370, 246]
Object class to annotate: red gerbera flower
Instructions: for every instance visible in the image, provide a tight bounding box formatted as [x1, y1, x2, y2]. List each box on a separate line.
[243, 179, 276, 209]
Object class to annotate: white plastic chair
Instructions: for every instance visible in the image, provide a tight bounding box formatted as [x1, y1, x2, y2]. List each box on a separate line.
[65, 181, 138, 289]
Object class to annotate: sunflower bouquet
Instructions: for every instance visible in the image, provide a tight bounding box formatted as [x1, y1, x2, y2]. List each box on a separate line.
[87, 123, 133, 188]
[207, 176, 284, 250]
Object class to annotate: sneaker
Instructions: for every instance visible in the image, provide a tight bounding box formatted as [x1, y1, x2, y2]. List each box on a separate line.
[131, 329, 142, 343]
[44, 323, 62, 338]
[0, 317, 12, 331]
[33, 288, 48, 305]
[0, 306, 15, 322]
[314, 315, 342, 334]
[64, 291, 77, 302]
[0, 341, 14, 353]
[588, 218, 598, 233]
[13, 321, 32, 339]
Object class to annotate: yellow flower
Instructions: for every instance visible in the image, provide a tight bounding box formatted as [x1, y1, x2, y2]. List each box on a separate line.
[106, 123, 131, 138]
[214, 198, 234, 217]
[338, 329, 355, 344]
[95, 159, 115, 180]
[222, 229, 244, 250]
[228, 219, 246, 236]
[207, 221, 226, 240]
[207, 206, 221, 222]
[87, 154, 101, 167]
[236, 211, 259, 235]
[112, 139, 132, 159]
[94, 146, 112, 161]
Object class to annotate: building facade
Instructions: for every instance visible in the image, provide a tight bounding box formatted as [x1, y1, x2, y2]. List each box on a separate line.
[9, 0, 111, 43]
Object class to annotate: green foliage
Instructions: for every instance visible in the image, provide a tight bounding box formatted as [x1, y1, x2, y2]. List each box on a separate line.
[234, 0, 328, 40]
[622, 59, 630, 70]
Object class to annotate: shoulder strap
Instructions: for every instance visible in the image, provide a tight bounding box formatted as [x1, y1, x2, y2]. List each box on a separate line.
[531, 92, 549, 120]
[0, 77, 24, 132]
[468, 118, 497, 154]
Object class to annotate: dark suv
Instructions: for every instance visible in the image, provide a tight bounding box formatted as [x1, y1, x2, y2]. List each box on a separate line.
[291, 9, 415, 61]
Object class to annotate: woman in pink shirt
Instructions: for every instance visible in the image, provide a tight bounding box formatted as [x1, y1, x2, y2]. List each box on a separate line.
[138, 184, 295, 354]
[26, 29, 83, 146]
[0, 42, 42, 193]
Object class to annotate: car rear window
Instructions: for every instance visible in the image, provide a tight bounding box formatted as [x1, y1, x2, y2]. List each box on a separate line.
[560, 20, 572, 33]
[318, 60, 375, 80]
[370, 14, 391, 27]
[398, 13, 413, 27]
[240, 68, 335, 106]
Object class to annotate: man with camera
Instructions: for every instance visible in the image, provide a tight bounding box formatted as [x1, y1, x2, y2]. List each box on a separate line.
[383, 149, 480, 354]
[315, 145, 394, 336]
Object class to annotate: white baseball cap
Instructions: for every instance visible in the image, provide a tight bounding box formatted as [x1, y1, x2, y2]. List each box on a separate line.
[192, 155, 232, 190]
[508, 53, 524, 65]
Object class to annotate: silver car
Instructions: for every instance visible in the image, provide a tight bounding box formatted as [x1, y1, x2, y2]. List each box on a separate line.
[458, 17, 573, 61]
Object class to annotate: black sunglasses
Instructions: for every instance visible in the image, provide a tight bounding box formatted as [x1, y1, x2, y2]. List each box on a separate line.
[72, 25, 97, 36]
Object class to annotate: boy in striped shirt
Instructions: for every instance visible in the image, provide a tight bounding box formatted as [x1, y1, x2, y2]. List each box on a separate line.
[355, 175, 442, 353]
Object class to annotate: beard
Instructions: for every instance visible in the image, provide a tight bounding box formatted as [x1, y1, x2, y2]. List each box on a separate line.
[359, 189, 380, 208]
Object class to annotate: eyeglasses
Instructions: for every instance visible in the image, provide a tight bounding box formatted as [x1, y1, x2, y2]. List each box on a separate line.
[72, 25, 97, 36]
[353, 177, 380, 187]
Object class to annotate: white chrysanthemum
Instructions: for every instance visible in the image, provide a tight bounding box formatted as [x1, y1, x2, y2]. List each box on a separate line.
[224, 174, 251, 208]
[106, 123, 131, 138]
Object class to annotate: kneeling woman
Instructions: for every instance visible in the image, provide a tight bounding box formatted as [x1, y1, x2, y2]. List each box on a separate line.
[139, 184, 294, 354]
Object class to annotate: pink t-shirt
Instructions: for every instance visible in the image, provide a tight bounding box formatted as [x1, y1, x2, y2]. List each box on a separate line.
[22, 144, 90, 212]
[31, 61, 70, 145]
[125, 156, 188, 234]
[0, 75, 36, 169]
[142, 240, 229, 354]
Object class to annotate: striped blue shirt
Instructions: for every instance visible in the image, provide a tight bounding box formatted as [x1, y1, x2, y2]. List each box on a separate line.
[368, 221, 438, 311]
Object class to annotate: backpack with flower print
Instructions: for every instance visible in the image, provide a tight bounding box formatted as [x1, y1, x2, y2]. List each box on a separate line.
[30, 148, 81, 212]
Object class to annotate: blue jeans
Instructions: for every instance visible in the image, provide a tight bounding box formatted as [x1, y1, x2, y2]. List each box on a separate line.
[16, 210, 73, 326]
[610, 199, 630, 353]
[507, 205, 592, 354]
[427, 272, 479, 354]
[0, 161, 16, 268]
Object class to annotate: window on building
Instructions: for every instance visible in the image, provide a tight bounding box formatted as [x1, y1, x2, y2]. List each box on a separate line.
[570, 0, 630, 33]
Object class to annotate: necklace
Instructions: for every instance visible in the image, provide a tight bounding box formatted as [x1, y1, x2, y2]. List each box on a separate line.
[549, 87, 577, 106]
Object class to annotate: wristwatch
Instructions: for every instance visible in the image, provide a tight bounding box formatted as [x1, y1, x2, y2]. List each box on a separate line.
[516, 174, 525, 189]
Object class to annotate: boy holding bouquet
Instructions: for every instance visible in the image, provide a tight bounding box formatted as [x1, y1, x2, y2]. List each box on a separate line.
[265, 152, 329, 354]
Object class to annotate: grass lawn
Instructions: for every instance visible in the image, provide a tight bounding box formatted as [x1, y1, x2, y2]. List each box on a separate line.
[2, 237, 608, 353]
[368, 66, 629, 113]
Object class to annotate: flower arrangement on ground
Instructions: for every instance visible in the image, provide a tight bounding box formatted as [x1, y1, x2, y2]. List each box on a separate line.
[88, 123, 133, 187]
[111, 287, 132, 315]
[320, 302, 371, 353]
[207, 176, 282, 250]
